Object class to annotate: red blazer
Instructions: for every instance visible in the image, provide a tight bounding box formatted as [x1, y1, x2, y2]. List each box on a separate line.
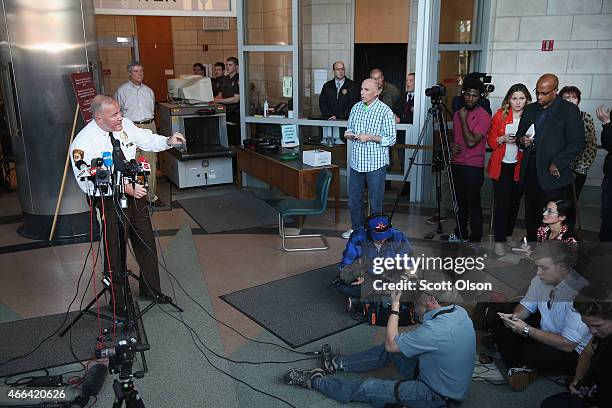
[486, 109, 523, 181]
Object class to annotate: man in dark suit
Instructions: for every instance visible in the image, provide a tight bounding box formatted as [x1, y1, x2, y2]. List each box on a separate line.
[517, 73, 585, 242]
[319, 61, 359, 145]
[400, 72, 415, 124]
[597, 105, 612, 241]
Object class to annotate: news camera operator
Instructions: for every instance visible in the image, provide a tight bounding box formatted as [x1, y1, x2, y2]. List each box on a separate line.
[70, 95, 185, 315]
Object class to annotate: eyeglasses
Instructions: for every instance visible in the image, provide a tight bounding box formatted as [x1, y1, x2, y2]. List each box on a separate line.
[542, 207, 558, 215]
[534, 88, 557, 97]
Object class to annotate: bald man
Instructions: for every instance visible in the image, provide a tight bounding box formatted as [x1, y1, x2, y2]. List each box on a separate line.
[341, 78, 396, 239]
[516, 74, 585, 241]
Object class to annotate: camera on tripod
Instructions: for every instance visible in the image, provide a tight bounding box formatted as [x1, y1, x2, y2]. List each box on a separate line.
[96, 338, 150, 378]
[425, 83, 447, 101]
[473, 72, 495, 94]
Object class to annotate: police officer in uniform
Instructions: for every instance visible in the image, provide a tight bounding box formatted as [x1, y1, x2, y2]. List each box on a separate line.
[214, 57, 240, 146]
[70, 95, 185, 313]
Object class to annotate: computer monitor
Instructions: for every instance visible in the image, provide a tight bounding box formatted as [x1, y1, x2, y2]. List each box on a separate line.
[167, 77, 214, 103]
[178, 77, 214, 103]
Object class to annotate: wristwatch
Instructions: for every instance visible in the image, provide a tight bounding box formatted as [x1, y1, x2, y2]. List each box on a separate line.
[389, 310, 400, 317]
[521, 324, 530, 338]
[166, 137, 172, 147]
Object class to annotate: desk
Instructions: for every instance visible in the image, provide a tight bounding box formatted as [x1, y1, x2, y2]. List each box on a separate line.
[236, 147, 340, 224]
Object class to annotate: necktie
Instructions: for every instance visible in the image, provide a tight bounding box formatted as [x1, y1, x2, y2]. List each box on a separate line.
[109, 131, 127, 170]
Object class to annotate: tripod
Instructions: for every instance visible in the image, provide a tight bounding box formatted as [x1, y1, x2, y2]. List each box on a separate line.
[390, 99, 462, 239]
[60, 175, 182, 338]
[112, 377, 146, 408]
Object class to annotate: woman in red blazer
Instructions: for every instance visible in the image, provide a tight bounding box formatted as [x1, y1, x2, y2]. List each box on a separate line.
[487, 84, 532, 255]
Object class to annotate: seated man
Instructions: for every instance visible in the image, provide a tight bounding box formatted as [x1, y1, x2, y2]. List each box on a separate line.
[490, 242, 592, 391]
[284, 290, 476, 407]
[540, 284, 612, 408]
[333, 213, 411, 302]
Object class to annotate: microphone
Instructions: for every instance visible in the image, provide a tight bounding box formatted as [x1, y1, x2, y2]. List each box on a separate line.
[74, 159, 88, 171]
[102, 151, 113, 169]
[137, 155, 151, 173]
[75, 363, 107, 406]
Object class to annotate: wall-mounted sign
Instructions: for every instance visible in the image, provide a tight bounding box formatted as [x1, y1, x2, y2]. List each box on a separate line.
[69, 72, 96, 123]
[203, 17, 230, 30]
[541, 40, 554, 51]
[282, 76, 292, 98]
[94, 0, 236, 17]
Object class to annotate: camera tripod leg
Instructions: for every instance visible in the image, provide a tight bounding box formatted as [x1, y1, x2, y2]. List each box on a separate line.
[59, 282, 114, 337]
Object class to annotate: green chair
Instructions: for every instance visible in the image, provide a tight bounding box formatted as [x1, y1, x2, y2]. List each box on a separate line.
[277, 168, 332, 252]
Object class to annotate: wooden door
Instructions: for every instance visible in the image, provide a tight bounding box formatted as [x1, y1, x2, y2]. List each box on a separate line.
[135, 16, 174, 103]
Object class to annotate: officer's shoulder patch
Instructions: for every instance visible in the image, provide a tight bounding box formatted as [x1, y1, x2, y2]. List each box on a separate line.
[72, 149, 84, 162]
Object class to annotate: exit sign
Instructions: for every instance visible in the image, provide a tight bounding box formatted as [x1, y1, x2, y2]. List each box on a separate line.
[541, 40, 554, 51]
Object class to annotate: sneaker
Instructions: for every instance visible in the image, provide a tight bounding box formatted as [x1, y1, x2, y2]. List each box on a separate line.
[341, 229, 353, 239]
[284, 368, 325, 388]
[447, 233, 466, 243]
[425, 215, 447, 225]
[320, 344, 339, 374]
[494, 243, 506, 256]
[507, 366, 539, 391]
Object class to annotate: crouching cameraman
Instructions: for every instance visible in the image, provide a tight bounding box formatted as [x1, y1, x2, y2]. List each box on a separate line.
[540, 285, 612, 408]
[332, 213, 412, 305]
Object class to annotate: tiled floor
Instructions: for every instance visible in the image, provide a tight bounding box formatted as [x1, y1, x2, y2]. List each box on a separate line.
[0, 180, 600, 407]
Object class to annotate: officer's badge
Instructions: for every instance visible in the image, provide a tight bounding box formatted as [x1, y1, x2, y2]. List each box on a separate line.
[342, 89, 347, 95]
[72, 149, 84, 162]
[120, 131, 129, 142]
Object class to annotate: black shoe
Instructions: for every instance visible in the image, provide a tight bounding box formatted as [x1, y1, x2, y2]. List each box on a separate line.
[152, 199, 166, 207]
[320, 344, 339, 374]
[284, 368, 325, 388]
[140, 292, 173, 304]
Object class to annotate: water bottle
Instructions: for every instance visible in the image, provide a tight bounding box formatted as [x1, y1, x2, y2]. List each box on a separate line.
[263, 99, 269, 118]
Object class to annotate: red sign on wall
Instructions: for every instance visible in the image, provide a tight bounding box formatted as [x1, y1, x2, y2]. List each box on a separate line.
[69, 72, 96, 123]
[541, 40, 554, 51]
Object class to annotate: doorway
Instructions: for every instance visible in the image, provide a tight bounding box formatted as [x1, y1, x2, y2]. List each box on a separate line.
[135, 16, 175, 102]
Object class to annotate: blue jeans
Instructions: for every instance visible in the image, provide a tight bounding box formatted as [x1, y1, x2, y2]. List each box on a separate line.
[349, 166, 387, 230]
[312, 344, 447, 408]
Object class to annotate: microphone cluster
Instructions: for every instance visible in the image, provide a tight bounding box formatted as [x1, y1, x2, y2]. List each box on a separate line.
[75, 153, 151, 195]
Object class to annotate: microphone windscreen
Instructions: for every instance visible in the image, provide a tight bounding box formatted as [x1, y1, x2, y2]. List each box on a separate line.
[74, 160, 87, 170]
[81, 363, 107, 397]
[102, 151, 113, 168]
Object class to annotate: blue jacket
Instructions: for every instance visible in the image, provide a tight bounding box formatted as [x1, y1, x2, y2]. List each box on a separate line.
[339, 227, 413, 273]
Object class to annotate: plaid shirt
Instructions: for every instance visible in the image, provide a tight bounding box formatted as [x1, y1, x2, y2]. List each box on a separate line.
[347, 98, 396, 172]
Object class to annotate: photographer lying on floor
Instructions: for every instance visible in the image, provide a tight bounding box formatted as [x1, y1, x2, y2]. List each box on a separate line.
[332, 213, 412, 306]
[284, 290, 476, 407]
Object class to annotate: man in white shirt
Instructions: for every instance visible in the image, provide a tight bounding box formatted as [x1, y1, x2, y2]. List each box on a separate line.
[115, 61, 165, 207]
[491, 241, 592, 391]
[70, 95, 185, 313]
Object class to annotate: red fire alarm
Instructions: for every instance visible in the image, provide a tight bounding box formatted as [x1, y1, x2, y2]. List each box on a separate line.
[541, 40, 554, 51]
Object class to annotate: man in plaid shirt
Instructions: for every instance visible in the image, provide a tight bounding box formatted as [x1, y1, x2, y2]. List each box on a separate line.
[342, 78, 396, 239]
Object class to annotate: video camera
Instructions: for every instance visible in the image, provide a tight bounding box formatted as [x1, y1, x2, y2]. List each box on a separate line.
[425, 84, 447, 102]
[96, 338, 150, 379]
[472, 72, 495, 94]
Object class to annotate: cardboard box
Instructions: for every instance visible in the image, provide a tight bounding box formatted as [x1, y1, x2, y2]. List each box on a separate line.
[302, 149, 331, 167]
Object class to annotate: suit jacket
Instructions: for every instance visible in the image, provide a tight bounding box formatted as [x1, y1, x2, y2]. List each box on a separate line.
[517, 98, 585, 190]
[400, 92, 414, 124]
[602, 122, 612, 176]
[319, 78, 359, 120]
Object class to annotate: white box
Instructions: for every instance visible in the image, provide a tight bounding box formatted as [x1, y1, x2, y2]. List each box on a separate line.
[302, 149, 331, 167]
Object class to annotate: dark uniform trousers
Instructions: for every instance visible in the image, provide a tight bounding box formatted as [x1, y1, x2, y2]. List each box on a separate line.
[95, 195, 161, 309]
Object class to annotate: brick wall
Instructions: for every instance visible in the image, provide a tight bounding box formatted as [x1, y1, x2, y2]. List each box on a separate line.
[95, 15, 238, 95]
[486, 0, 612, 187]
